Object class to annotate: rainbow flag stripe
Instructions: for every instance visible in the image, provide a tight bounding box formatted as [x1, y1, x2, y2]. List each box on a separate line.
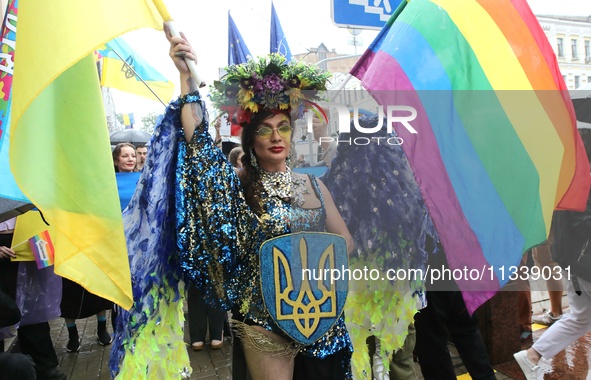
[351, 0, 590, 312]
[29, 230, 55, 269]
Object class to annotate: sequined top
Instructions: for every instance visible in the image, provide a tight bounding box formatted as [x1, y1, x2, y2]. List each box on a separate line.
[174, 96, 352, 360]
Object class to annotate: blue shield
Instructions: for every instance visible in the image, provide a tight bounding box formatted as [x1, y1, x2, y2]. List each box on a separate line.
[259, 232, 348, 345]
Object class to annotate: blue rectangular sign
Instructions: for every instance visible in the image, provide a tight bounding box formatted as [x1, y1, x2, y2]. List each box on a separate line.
[331, 0, 402, 30]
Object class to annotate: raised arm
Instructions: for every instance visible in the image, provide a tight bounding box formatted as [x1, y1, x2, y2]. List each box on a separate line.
[165, 24, 202, 142]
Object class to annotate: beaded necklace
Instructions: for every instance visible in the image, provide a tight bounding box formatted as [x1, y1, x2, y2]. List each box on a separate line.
[259, 168, 308, 207]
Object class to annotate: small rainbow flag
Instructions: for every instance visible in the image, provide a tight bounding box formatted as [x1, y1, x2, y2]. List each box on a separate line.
[351, 0, 591, 312]
[28, 230, 55, 269]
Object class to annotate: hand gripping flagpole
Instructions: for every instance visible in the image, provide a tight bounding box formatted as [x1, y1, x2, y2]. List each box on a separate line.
[153, 0, 206, 88]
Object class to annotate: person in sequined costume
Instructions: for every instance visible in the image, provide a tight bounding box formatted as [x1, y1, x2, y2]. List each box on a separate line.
[167, 27, 355, 379]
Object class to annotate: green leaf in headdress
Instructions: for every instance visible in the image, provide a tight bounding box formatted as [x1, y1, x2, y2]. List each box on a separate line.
[263, 62, 283, 76]
[213, 80, 225, 92]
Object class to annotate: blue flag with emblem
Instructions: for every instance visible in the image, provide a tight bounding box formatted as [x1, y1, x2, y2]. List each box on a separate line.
[228, 12, 251, 65]
[259, 232, 348, 345]
[270, 2, 292, 62]
[96, 37, 174, 103]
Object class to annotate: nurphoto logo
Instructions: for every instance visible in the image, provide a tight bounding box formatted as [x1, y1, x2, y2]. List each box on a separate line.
[306, 102, 418, 146]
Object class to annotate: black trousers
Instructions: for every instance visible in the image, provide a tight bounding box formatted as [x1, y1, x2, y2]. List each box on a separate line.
[414, 291, 495, 380]
[186, 286, 226, 342]
[0, 234, 59, 375]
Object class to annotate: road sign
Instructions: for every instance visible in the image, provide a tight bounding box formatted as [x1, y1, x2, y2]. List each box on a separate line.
[331, 0, 402, 30]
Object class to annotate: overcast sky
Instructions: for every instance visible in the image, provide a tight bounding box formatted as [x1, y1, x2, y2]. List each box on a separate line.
[113, 0, 591, 120]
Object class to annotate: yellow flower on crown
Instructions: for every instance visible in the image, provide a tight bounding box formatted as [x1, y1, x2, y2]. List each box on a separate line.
[244, 101, 259, 113]
[287, 88, 304, 106]
[237, 89, 254, 103]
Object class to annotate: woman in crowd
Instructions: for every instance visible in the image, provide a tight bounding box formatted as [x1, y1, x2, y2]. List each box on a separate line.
[113, 143, 137, 173]
[113, 143, 140, 210]
[228, 146, 244, 169]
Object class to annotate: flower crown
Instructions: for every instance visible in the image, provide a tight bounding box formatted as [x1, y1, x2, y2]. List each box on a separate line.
[209, 53, 331, 125]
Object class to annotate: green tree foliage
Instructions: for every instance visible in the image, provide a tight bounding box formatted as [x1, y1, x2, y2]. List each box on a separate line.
[140, 112, 160, 134]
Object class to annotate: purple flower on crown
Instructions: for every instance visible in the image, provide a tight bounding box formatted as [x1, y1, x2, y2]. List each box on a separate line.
[240, 77, 255, 90]
[253, 79, 264, 93]
[262, 73, 285, 93]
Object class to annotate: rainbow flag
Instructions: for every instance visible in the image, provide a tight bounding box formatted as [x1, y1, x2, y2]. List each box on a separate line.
[29, 230, 55, 269]
[351, 0, 591, 312]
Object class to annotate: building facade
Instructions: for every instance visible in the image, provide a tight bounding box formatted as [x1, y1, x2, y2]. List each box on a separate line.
[537, 15, 591, 89]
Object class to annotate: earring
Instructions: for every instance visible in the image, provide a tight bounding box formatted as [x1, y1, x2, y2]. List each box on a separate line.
[286, 155, 292, 167]
[250, 148, 258, 169]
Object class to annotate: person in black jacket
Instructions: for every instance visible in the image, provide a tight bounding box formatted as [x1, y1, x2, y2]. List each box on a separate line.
[414, 239, 496, 380]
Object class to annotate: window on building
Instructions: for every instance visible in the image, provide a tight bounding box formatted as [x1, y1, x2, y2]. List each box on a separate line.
[572, 39, 578, 59]
[586, 40, 591, 62]
[575, 75, 580, 88]
[557, 38, 564, 57]
[588, 75, 591, 83]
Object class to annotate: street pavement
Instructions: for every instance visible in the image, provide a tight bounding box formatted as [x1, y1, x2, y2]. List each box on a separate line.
[4, 290, 590, 379]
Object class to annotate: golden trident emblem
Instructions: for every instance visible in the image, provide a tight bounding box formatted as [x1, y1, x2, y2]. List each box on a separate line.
[273, 236, 337, 338]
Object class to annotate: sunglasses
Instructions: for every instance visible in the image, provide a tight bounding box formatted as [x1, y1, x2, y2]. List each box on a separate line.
[255, 125, 292, 139]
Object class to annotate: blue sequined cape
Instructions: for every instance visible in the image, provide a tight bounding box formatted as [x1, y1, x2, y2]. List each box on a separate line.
[110, 96, 352, 378]
[175, 96, 353, 365]
[322, 116, 437, 378]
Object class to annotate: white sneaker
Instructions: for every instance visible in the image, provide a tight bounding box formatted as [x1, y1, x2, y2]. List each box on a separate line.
[513, 350, 540, 380]
[532, 310, 561, 326]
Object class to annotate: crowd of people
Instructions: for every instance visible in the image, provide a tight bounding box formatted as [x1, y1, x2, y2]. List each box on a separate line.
[1, 29, 591, 380]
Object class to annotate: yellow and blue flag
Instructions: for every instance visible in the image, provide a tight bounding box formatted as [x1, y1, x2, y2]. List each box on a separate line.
[122, 113, 135, 127]
[97, 36, 174, 103]
[9, 0, 166, 309]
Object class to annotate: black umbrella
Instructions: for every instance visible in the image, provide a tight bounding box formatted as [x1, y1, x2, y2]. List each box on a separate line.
[0, 198, 34, 223]
[109, 129, 152, 146]
[571, 83, 591, 129]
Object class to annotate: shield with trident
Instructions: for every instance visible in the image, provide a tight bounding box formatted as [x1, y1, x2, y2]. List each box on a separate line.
[259, 232, 349, 345]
